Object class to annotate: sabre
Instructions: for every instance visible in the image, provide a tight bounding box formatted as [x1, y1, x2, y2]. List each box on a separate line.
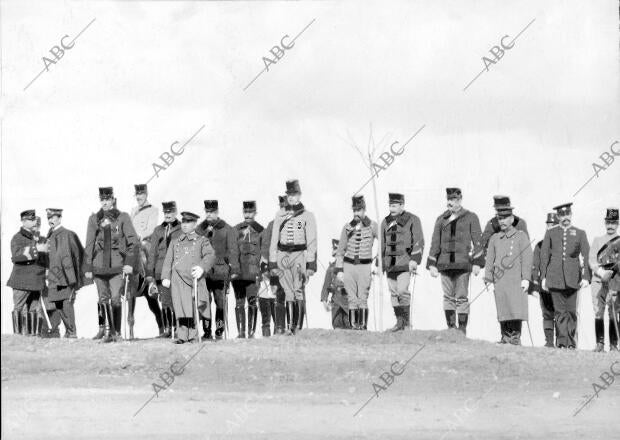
[610, 293, 620, 345]
[525, 320, 534, 347]
[123, 274, 129, 340]
[39, 294, 53, 333]
[193, 276, 201, 343]
[408, 271, 417, 330]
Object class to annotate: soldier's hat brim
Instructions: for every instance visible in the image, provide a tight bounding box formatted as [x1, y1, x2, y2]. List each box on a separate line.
[180, 211, 200, 222]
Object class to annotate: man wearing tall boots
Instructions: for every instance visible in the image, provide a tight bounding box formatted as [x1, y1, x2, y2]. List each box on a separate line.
[268, 179, 317, 335]
[597, 227, 620, 351]
[261, 195, 288, 335]
[427, 188, 484, 335]
[481, 195, 529, 256]
[8, 210, 48, 336]
[483, 204, 532, 345]
[540, 202, 591, 349]
[335, 195, 378, 330]
[531, 213, 560, 347]
[128, 183, 163, 338]
[233, 201, 264, 338]
[381, 193, 424, 332]
[84, 187, 139, 343]
[196, 200, 239, 340]
[321, 239, 351, 329]
[42, 208, 85, 338]
[146, 201, 183, 338]
[588, 207, 619, 352]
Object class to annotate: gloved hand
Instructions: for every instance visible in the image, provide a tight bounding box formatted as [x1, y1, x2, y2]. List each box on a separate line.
[36, 242, 49, 253]
[430, 266, 439, 278]
[542, 278, 547, 292]
[336, 272, 344, 283]
[191, 266, 204, 279]
[322, 300, 332, 311]
[85, 272, 93, 279]
[597, 267, 613, 282]
[531, 290, 540, 299]
[472, 265, 481, 276]
[122, 265, 133, 275]
[162, 279, 171, 288]
[409, 260, 418, 274]
[580, 279, 590, 289]
[521, 280, 530, 292]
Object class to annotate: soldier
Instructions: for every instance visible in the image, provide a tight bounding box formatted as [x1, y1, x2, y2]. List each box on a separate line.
[483, 204, 532, 345]
[268, 179, 317, 335]
[261, 195, 288, 335]
[84, 187, 139, 343]
[128, 183, 163, 338]
[321, 239, 351, 329]
[427, 188, 483, 335]
[540, 202, 591, 349]
[381, 193, 424, 332]
[233, 201, 264, 338]
[161, 211, 216, 344]
[42, 208, 85, 338]
[146, 201, 183, 338]
[481, 195, 529, 254]
[335, 195, 378, 330]
[596, 226, 620, 351]
[531, 213, 560, 347]
[8, 210, 47, 336]
[588, 207, 619, 352]
[196, 200, 239, 340]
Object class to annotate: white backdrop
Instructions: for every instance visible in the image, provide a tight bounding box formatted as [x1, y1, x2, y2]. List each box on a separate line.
[1, 0, 619, 349]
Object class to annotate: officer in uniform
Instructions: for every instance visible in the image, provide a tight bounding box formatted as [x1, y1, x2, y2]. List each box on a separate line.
[321, 239, 351, 329]
[540, 202, 591, 349]
[427, 188, 483, 335]
[261, 195, 288, 335]
[196, 200, 240, 340]
[161, 211, 216, 344]
[335, 195, 378, 330]
[268, 179, 317, 335]
[8, 210, 47, 335]
[128, 183, 163, 338]
[84, 187, 139, 343]
[597, 222, 620, 351]
[481, 195, 529, 254]
[530, 213, 560, 347]
[146, 201, 183, 338]
[588, 207, 619, 352]
[381, 193, 424, 332]
[233, 201, 264, 338]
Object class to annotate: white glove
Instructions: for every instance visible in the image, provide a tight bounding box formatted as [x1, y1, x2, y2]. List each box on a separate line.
[162, 279, 171, 288]
[472, 265, 481, 276]
[322, 300, 332, 311]
[122, 265, 133, 275]
[531, 290, 540, 299]
[336, 272, 344, 283]
[521, 280, 530, 292]
[430, 266, 439, 278]
[580, 279, 590, 289]
[36, 242, 49, 253]
[409, 261, 418, 273]
[542, 278, 547, 292]
[597, 267, 613, 282]
[191, 266, 204, 279]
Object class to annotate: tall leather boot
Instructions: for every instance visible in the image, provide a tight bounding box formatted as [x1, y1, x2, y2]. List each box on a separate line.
[269, 298, 276, 331]
[390, 306, 404, 332]
[215, 308, 225, 340]
[247, 305, 258, 338]
[235, 306, 246, 338]
[112, 304, 122, 342]
[543, 319, 555, 348]
[27, 312, 37, 336]
[298, 300, 306, 330]
[401, 307, 410, 330]
[286, 301, 296, 335]
[457, 313, 468, 335]
[33, 314, 43, 337]
[275, 300, 286, 335]
[444, 310, 456, 329]
[159, 308, 170, 338]
[360, 309, 369, 330]
[593, 318, 605, 352]
[102, 303, 114, 343]
[203, 318, 212, 340]
[145, 294, 164, 336]
[349, 309, 357, 330]
[259, 298, 271, 337]
[12, 311, 21, 335]
[21, 313, 29, 336]
[610, 314, 619, 351]
[92, 303, 105, 340]
[127, 298, 135, 340]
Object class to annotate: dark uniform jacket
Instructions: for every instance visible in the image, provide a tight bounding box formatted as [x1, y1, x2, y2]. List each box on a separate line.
[381, 211, 424, 274]
[146, 219, 182, 280]
[481, 216, 528, 255]
[234, 220, 264, 281]
[46, 226, 86, 293]
[426, 208, 484, 272]
[196, 218, 240, 280]
[84, 209, 139, 276]
[261, 220, 274, 267]
[530, 240, 545, 293]
[7, 227, 46, 291]
[597, 236, 620, 291]
[540, 225, 591, 291]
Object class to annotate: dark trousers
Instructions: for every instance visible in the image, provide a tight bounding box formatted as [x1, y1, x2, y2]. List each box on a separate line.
[550, 288, 578, 348]
[232, 279, 259, 307]
[206, 278, 227, 336]
[48, 299, 76, 336]
[273, 281, 286, 331]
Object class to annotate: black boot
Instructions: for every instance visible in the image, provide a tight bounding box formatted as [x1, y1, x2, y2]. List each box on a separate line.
[360, 309, 369, 330]
[215, 308, 225, 340]
[497, 321, 507, 344]
[286, 301, 296, 335]
[275, 300, 286, 335]
[349, 309, 357, 330]
[203, 318, 212, 340]
[235, 306, 246, 338]
[92, 303, 105, 340]
[113, 304, 123, 341]
[543, 319, 555, 348]
[146, 294, 164, 336]
[444, 310, 456, 329]
[594, 318, 605, 352]
[127, 297, 135, 340]
[259, 298, 271, 337]
[27, 312, 37, 336]
[610, 314, 619, 351]
[12, 311, 21, 335]
[390, 306, 404, 332]
[401, 307, 410, 330]
[20, 313, 29, 336]
[159, 308, 170, 338]
[510, 321, 522, 345]
[102, 303, 114, 343]
[457, 313, 468, 335]
[248, 305, 258, 338]
[32, 314, 43, 336]
[298, 300, 306, 330]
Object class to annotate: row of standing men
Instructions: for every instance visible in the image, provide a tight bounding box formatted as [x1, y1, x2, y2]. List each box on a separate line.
[7, 181, 620, 349]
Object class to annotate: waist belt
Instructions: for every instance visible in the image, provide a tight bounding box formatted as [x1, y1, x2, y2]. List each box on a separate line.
[344, 256, 372, 265]
[278, 243, 307, 252]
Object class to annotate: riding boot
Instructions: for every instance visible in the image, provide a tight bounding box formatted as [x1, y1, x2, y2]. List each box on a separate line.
[102, 303, 114, 343]
[275, 300, 286, 335]
[92, 303, 105, 340]
[360, 309, 369, 330]
[444, 310, 456, 329]
[297, 299, 306, 330]
[348, 309, 357, 330]
[390, 306, 404, 332]
[286, 301, 296, 335]
[32, 314, 42, 336]
[146, 294, 164, 336]
[27, 312, 37, 336]
[21, 313, 29, 336]
[159, 307, 170, 338]
[202, 318, 212, 340]
[235, 306, 246, 338]
[127, 297, 135, 340]
[401, 307, 410, 330]
[543, 319, 555, 348]
[457, 313, 468, 335]
[112, 304, 123, 341]
[248, 305, 258, 338]
[594, 318, 605, 352]
[214, 308, 225, 340]
[12, 311, 21, 335]
[609, 314, 619, 351]
[269, 298, 276, 331]
[259, 298, 271, 337]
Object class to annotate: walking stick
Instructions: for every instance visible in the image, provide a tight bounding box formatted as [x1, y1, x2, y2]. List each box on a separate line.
[39, 296, 53, 333]
[525, 320, 534, 347]
[409, 272, 417, 330]
[193, 277, 201, 343]
[123, 274, 129, 340]
[223, 281, 230, 340]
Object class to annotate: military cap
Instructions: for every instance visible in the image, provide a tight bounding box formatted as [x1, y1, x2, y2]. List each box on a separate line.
[389, 193, 404, 204]
[134, 184, 148, 194]
[20, 210, 36, 220]
[331, 239, 340, 250]
[204, 200, 218, 212]
[46, 208, 63, 218]
[243, 201, 257, 212]
[162, 201, 177, 213]
[278, 195, 287, 208]
[285, 179, 301, 194]
[605, 208, 619, 222]
[446, 187, 462, 199]
[493, 195, 513, 209]
[99, 187, 114, 200]
[546, 212, 559, 224]
[181, 211, 200, 222]
[352, 195, 366, 210]
[553, 202, 573, 215]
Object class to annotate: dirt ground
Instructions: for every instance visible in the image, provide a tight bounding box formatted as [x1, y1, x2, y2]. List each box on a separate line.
[2, 329, 619, 439]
